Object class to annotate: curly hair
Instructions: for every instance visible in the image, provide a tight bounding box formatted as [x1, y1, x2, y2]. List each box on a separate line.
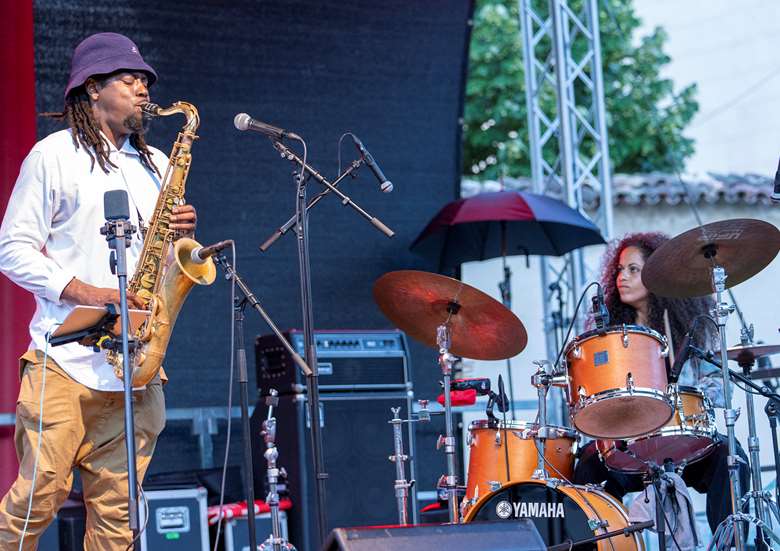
[41, 76, 159, 176]
[599, 231, 715, 356]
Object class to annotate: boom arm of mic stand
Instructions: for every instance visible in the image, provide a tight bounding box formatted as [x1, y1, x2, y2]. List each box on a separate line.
[260, 141, 394, 252]
[215, 254, 312, 377]
[546, 521, 654, 551]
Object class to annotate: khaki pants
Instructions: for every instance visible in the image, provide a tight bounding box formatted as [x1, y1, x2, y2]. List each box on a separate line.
[0, 350, 165, 550]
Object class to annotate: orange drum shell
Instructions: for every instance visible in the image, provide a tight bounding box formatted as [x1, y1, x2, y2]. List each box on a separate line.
[567, 329, 668, 402]
[465, 424, 575, 504]
[463, 480, 643, 551]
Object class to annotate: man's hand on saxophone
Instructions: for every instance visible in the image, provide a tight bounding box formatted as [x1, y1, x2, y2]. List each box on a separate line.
[61, 278, 146, 309]
[170, 204, 197, 239]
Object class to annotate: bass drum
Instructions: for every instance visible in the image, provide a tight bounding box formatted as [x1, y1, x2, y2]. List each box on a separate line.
[463, 480, 643, 551]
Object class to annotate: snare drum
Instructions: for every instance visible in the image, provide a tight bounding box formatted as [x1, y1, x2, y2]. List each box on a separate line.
[463, 421, 577, 514]
[597, 386, 717, 473]
[463, 479, 643, 551]
[565, 325, 673, 439]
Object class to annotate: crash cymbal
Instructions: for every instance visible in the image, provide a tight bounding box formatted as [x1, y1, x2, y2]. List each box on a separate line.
[373, 270, 527, 360]
[641, 219, 780, 298]
[728, 343, 780, 363]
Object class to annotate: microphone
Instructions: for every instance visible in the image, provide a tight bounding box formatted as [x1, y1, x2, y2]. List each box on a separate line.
[496, 374, 510, 413]
[190, 240, 233, 264]
[773, 156, 780, 202]
[670, 330, 694, 382]
[234, 113, 301, 141]
[104, 190, 130, 221]
[592, 284, 610, 329]
[351, 135, 393, 193]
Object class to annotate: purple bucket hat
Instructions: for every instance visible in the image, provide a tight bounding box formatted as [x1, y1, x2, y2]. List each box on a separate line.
[64, 32, 157, 99]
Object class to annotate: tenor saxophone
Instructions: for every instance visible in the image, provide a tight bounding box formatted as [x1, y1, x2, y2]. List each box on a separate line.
[106, 101, 216, 386]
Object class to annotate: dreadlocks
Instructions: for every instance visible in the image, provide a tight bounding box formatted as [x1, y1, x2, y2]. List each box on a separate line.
[42, 80, 160, 176]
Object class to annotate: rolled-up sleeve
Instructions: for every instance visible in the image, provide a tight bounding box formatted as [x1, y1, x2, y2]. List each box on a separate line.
[0, 149, 74, 304]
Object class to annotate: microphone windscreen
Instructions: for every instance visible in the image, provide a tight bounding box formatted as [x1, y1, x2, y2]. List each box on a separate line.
[234, 113, 251, 131]
[103, 190, 130, 221]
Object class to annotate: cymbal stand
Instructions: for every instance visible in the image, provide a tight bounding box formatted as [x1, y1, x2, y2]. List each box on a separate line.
[530, 361, 551, 480]
[735, 327, 773, 551]
[387, 401, 431, 525]
[708, 251, 745, 551]
[259, 389, 296, 551]
[436, 322, 464, 523]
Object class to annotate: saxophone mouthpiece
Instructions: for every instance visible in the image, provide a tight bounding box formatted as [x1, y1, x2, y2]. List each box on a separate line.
[141, 102, 161, 116]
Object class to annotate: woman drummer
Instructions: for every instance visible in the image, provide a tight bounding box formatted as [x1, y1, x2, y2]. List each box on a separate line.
[573, 231, 749, 534]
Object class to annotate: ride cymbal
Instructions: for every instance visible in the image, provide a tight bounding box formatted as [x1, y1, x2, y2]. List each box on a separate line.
[372, 270, 527, 360]
[641, 219, 780, 298]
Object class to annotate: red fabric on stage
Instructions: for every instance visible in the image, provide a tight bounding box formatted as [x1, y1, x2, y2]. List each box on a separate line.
[0, 1, 36, 497]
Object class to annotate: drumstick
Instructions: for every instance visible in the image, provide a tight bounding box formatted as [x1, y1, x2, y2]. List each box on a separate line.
[663, 308, 675, 367]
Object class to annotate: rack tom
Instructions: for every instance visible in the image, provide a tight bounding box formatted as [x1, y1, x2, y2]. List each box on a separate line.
[565, 325, 672, 439]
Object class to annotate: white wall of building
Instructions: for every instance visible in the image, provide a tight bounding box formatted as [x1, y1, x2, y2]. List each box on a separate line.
[633, 0, 780, 176]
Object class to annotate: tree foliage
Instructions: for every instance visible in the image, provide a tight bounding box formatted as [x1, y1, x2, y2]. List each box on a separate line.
[463, 0, 698, 179]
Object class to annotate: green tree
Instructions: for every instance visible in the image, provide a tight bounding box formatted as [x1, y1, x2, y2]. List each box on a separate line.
[463, 0, 698, 180]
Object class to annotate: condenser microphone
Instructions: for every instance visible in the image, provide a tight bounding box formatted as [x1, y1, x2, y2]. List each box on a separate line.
[233, 113, 301, 141]
[773, 156, 780, 202]
[351, 135, 393, 193]
[190, 240, 233, 264]
[103, 190, 131, 221]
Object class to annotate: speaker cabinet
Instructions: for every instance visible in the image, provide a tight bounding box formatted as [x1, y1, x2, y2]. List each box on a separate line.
[250, 392, 417, 551]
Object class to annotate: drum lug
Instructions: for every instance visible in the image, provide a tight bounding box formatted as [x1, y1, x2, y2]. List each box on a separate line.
[494, 430, 501, 446]
[466, 431, 474, 447]
[488, 480, 502, 492]
[588, 518, 609, 531]
[622, 325, 629, 348]
[571, 345, 582, 359]
[577, 386, 587, 406]
[660, 343, 669, 358]
[626, 372, 635, 394]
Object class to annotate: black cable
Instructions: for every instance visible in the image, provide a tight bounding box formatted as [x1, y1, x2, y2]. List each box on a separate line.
[212, 242, 238, 551]
[552, 281, 601, 372]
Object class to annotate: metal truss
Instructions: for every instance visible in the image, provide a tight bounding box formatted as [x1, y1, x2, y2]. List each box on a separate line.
[518, 0, 614, 421]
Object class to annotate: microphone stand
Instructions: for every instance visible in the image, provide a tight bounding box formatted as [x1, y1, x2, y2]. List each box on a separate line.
[214, 253, 312, 550]
[259, 141, 394, 252]
[100, 214, 140, 547]
[259, 138, 395, 546]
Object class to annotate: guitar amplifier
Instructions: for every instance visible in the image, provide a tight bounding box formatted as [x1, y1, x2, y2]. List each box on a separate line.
[255, 329, 411, 396]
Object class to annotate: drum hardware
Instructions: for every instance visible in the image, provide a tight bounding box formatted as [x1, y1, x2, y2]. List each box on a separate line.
[546, 520, 654, 551]
[259, 389, 296, 551]
[386, 400, 433, 526]
[641, 219, 780, 551]
[530, 360, 554, 480]
[388, 407, 412, 526]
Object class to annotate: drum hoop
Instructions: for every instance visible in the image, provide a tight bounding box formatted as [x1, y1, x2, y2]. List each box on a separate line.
[571, 386, 672, 411]
[564, 324, 666, 355]
[468, 420, 577, 439]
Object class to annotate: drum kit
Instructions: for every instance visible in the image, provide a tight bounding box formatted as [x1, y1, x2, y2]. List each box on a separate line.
[373, 218, 780, 551]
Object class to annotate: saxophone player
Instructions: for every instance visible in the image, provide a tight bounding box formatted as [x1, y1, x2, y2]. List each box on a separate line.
[0, 33, 197, 549]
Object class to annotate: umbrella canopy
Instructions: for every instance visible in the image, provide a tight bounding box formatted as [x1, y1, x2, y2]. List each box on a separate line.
[410, 190, 606, 272]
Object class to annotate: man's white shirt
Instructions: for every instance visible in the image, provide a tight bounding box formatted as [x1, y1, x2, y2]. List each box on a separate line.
[0, 129, 167, 391]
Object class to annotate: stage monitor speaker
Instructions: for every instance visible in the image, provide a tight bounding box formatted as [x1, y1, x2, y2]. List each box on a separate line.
[250, 391, 417, 551]
[323, 520, 546, 551]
